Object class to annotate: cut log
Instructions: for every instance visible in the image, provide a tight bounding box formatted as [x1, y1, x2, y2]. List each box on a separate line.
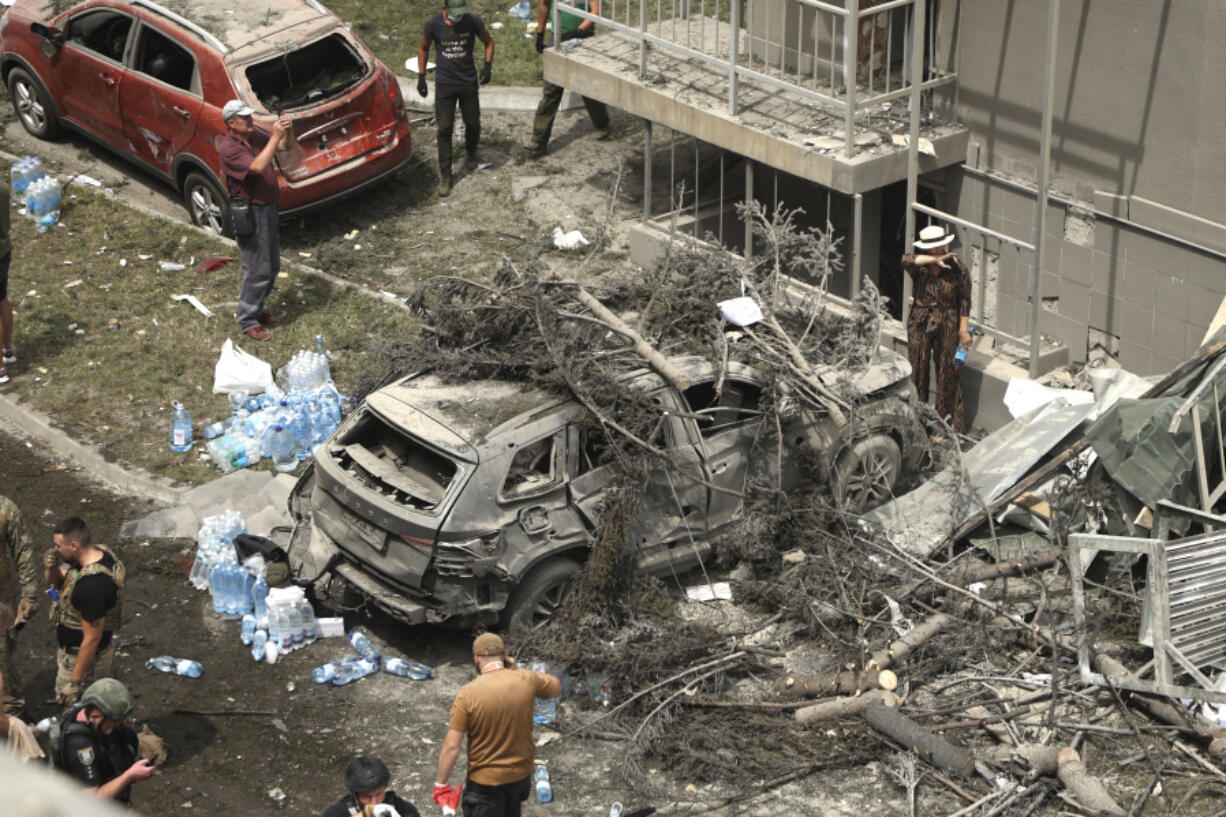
[795, 689, 897, 725]
[947, 547, 1063, 587]
[775, 667, 896, 698]
[779, 609, 950, 699]
[864, 703, 974, 779]
[1093, 653, 1226, 758]
[572, 287, 693, 392]
[1056, 747, 1126, 816]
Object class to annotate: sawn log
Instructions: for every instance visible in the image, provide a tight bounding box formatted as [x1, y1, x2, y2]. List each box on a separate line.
[1056, 747, 1126, 816]
[863, 703, 974, 778]
[794, 689, 897, 725]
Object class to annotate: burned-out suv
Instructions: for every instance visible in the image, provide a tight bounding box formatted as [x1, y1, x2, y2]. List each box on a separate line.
[286, 355, 925, 631]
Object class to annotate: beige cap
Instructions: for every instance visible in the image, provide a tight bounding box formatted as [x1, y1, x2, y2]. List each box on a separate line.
[472, 632, 505, 656]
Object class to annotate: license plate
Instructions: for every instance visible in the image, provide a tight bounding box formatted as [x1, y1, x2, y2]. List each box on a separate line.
[345, 511, 387, 552]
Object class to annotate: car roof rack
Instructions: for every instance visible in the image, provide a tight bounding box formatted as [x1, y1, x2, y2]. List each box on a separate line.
[130, 0, 228, 54]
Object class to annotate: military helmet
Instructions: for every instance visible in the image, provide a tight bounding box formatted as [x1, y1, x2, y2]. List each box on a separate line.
[79, 678, 134, 720]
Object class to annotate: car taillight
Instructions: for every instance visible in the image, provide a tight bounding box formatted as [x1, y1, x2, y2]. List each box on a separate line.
[387, 72, 406, 118]
[398, 532, 433, 555]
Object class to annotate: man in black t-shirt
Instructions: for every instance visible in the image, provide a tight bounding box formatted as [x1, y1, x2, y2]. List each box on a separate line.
[322, 756, 421, 817]
[44, 517, 125, 706]
[54, 678, 155, 806]
[417, 0, 495, 198]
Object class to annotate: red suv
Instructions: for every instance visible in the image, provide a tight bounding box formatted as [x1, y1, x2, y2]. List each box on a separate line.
[0, 0, 412, 235]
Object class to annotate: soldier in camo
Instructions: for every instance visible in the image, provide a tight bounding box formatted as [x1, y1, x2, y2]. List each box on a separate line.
[0, 495, 38, 716]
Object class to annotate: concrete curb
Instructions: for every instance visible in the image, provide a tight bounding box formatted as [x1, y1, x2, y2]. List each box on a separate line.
[0, 390, 185, 506]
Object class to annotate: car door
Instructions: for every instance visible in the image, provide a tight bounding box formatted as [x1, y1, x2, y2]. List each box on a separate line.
[679, 377, 764, 530]
[50, 7, 132, 147]
[117, 22, 203, 175]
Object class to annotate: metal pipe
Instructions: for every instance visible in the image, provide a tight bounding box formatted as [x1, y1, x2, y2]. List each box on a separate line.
[842, 0, 859, 156]
[639, 0, 647, 78]
[902, 0, 923, 326]
[1028, 0, 1059, 378]
[744, 160, 754, 260]
[913, 202, 1035, 251]
[728, 0, 741, 115]
[852, 192, 862, 299]
[643, 119, 653, 221]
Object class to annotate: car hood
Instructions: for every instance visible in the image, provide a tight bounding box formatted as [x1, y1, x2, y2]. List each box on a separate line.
[815, 347, 913, 395]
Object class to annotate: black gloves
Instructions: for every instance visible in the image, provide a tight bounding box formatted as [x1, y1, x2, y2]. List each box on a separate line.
[535, 31, 545, 53]
[479, 61, 492, 85]
[417, 75, 428, 98]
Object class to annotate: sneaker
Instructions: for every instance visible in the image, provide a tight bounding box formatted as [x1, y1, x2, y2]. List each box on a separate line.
[463, 153, 480, 171]
[0, 367, 8, 384]
[594, 128, 613, 141]
[526, 143, 547, 159]
[244, 326, 272, 341]
[1, 348, 13, 364]
[258, 312, 280, 327]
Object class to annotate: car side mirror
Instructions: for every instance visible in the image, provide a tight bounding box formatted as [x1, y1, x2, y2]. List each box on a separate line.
[29, 22, 64, 57]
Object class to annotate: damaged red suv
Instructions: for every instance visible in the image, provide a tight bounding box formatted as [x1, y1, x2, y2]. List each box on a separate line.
[0, 0, 412, 235]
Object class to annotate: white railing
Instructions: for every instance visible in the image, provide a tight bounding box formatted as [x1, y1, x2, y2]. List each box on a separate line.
[554, 0, 958, 156]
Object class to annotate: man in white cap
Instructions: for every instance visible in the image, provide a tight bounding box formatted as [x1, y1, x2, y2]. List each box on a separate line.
[218, 100, 294, 341]
[902, 224, 973, 436]
[434, 632, 560, 817]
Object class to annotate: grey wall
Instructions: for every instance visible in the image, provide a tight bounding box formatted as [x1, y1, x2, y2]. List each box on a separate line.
[943, 0, 1226, 374]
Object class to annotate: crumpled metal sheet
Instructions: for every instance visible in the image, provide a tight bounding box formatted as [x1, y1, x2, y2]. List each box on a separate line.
[865, 398, 1095, 556]
[1086, 396, 1201, 510]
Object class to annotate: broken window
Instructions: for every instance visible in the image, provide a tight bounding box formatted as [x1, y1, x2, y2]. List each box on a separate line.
[681, 379, 763, 438]
[244, 33, 368, 110]
[133, 25, 197, 93]
[501, 435, 560, 499]
[332, 410, 458, 512]
[67, 10, 132, 63]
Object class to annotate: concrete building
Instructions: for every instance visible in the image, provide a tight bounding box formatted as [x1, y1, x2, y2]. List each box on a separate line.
[541, 0, 1226, 425]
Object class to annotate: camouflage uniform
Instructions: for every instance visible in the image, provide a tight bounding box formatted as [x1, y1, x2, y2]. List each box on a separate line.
[51, 546, 125, 705]
[0, 496, 37, 715]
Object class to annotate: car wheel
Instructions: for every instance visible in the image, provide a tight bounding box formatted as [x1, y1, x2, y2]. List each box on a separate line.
[503, 558, 581, 633]
[7, 68, 60, 139]
[182, 170, 231, 237]
[832, 433, 902, 514]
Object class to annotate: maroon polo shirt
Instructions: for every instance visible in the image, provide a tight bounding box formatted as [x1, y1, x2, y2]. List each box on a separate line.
[220, 129, 280, 205]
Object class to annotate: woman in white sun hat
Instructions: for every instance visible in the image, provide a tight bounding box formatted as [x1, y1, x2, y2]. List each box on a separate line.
[903, 224, 972, 436]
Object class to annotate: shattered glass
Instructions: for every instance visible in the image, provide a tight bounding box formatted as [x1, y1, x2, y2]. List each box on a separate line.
[246, 34, 367, 110]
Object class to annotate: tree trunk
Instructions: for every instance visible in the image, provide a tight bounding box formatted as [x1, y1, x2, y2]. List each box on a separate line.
[863, 703, 974, 779]
[984, 743, 1062, 777]
[795, 689, 897, 725]
[572, 287, 692, 392]
[1056, 748, 1126, 816]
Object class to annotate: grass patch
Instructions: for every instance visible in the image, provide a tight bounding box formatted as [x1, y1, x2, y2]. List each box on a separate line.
[328, 0, 547, 86]
[4, 189, 418, 486]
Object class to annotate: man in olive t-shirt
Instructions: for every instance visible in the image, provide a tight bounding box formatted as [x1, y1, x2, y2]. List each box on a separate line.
[434, 633, 560, 817]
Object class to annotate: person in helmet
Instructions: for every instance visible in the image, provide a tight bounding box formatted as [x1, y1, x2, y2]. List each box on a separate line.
[53, 678, 156, 805]
[322, 755, 421, 817]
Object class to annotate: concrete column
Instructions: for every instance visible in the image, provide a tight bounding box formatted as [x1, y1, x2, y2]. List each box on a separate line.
[859, 187, 882, 291]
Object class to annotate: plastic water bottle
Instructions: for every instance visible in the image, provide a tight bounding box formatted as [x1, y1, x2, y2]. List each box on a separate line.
[348, 631, 381, 662]
[251, 629, 268, 662]
[313, 656, 363, 684]
[314, 334, 327, 357]
[382, 657, 433, 679]
[510, 0, 531, 20]
[170, 401, 192, 451]
[287, 602, 305, 646]
[609, 804, 623, 817]
[329, 658, 378, 686]
[146, 656, 203, 678]
[252, 575, 269, 622]
[238, 568, 255, 615]
[240, 614, 257, 645]
[209, 564, 227, 614]
[269, 425, 296, 472]
[288, 407, 311, 460]
[953, 343, 967, 369]
[203, 419, 228, 439]
[298, 598, 318, 643]
[534, 762, 552, 803]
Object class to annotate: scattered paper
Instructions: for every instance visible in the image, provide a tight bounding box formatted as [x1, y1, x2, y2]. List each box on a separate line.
[686, 582, 732, 602]
[172, 294, 215, 318]
[552, 227, 589, 249]
[72, 174, 103, 187]
[160, 261, 186, 271]
[490, 21, 504, 28]
[879, 593, 914, 637]
[476, 162, 492, 171]
[343, 229, 359, 240]
[717, 296, 763, 327]
[890, 133, 936, 157]
[404, 59, 436, 74]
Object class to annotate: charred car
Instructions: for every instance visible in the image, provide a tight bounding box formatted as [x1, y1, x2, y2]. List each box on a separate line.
[286, 355, 925, 631]
[1, 0, 412, 235]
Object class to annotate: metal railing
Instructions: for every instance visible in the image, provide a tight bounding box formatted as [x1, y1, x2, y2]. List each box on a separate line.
[553, 0, 958, 156]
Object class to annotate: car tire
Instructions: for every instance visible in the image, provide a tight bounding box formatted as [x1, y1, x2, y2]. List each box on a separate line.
[831, 433, 902, 514]
[182, 170, 231, 237]
[503, 558, 582, 633]
[7, 67, 60, 139]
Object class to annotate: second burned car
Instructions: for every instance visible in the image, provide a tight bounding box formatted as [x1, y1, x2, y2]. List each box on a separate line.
[287, 354, 925, 631]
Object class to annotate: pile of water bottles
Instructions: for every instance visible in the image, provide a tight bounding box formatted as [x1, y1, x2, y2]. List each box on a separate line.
[168, 336, 349, 471]
[311, 629, 433, 687]
[10, 156, 61, 233]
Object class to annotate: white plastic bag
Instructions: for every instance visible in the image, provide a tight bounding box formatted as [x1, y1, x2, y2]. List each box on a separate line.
[213, 338, 274, 394]
[717, 280, 763, 327]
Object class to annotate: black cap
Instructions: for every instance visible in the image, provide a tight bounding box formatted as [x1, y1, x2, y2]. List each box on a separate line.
[345, 756, 390, 793]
